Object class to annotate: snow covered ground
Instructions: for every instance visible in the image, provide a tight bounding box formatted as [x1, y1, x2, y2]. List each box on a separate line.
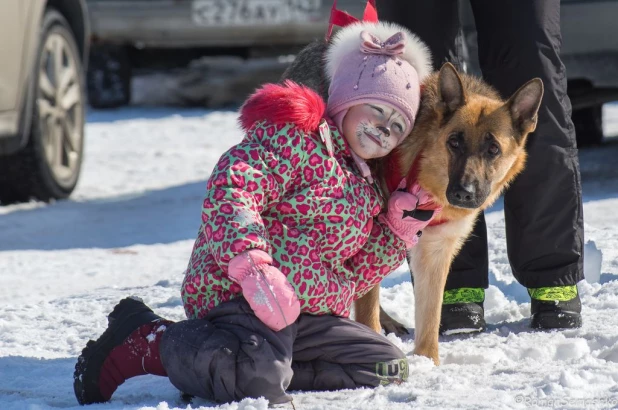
[1, 104, 618, 410]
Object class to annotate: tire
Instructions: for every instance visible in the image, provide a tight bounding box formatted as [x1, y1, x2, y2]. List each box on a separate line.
[0, 8, 86, 204]
[86, 44, 132, 108]
[573, 105, 604, 147]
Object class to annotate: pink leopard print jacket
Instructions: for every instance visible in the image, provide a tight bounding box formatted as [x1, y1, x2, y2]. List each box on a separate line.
[181, 81, 407, 319]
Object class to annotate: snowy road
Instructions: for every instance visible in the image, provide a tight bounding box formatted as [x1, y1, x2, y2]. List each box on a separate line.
[1, 105, 618, 409]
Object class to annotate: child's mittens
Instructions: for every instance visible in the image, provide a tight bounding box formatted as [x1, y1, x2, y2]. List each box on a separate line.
[228, 249, 301, 331]
[379, 180, 442, 248]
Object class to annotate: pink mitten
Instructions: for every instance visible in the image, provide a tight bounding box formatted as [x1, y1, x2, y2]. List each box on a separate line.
[228, 250, 300, 331]
[379, 181, 441, 248]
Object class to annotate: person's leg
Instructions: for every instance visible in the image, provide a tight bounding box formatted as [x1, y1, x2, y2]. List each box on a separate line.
[75, 297, 296, 405]
[443, 215, 489, 291]
[288, 314, 408, 391]
[438, 214, 489, 335]
[379, 0, 490, 333]
[160, 298, 296, 404]
[377, 0, 464, 70]
[471, 0, 584, 328]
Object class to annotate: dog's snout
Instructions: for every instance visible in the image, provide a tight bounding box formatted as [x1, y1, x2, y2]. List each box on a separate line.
[461, 183, 475, 194]
[454, 185, 474, 202]
[447, 182, 482, 208]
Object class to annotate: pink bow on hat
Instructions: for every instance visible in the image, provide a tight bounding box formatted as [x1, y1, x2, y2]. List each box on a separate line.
[360, 31, 406, 56]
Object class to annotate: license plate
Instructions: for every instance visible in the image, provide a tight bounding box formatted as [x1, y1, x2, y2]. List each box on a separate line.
[192, 0, 321, 26]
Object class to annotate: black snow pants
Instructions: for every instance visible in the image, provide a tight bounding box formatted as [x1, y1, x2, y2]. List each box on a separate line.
[378, 0, 584, 289]
[159, 298, 408, 404]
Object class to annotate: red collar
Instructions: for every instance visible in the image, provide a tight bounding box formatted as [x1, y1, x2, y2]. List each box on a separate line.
[385, 150, 448, 227]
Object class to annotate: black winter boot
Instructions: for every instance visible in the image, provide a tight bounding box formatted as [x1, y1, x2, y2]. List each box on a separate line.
[74, 297, 172, 405]
[439, 288, 486, 335]
[529, 286, 582, 329]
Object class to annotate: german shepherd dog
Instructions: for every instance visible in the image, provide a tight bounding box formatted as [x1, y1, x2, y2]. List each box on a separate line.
[281, 29, 543, 365]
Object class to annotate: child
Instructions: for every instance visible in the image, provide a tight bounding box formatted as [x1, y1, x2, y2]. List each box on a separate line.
[74, 21, 437, 406]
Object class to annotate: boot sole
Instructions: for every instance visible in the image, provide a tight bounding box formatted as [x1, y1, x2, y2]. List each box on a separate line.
[530, 310, 582, 329]
[73, 297, 162, 405]
[441, 325, 486, 336]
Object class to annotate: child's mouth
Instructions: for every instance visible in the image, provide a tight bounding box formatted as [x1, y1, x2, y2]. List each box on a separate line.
[363, 132, 382, 146]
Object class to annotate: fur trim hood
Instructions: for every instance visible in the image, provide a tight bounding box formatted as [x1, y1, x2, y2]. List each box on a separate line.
[325, 21, 433, 83]
[238, 80, 326, 133]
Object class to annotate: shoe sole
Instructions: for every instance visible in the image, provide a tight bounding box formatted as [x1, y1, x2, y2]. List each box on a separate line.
[441, 326, 486, 336]
[530, 310, 582, 329]
[73, 297, 162, 405]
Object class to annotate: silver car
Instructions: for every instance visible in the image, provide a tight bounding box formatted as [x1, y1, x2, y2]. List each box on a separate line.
[0, 0, 89, 203]
[85, 0, 365, 108]
[88, 0, 618, 148]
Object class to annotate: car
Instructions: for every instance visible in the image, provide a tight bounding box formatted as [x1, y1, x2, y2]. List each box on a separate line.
[460, 0, 618, 147]
[0, 0, 90, 204]
[85, 0, 366, 109]
[88, 0, 618, 147]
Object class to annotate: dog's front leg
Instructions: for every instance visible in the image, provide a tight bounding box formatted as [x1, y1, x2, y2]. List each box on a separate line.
[354, 286, 410, 335]
[354, 286, 382, 333]
[409, 228, 461, 365]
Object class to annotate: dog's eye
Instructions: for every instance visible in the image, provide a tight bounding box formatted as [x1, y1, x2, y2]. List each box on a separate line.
[447, 135, 461, 149]
[488, 143, 500, 156]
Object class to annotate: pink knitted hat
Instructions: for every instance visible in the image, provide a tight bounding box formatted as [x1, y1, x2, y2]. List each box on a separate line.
[326, 22, 432, 136]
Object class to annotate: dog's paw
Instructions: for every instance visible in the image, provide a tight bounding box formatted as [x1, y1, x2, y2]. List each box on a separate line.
[381, 319, 409, 336]
[379, 308, 409, 336]
[413, 346, 440, 366]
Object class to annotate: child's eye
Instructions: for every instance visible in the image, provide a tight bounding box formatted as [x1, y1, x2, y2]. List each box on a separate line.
[392, 123, 404, 134]
[369, 105, 384, 114]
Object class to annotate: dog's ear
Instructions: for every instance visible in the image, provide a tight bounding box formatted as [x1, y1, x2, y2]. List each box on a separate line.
[438, 62, 466, 115]
[506, 78, 544, 141]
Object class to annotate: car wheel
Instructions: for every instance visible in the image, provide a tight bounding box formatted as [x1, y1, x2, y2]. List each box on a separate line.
[86, 44, 132, 108]
[0, 8, 85, 204]
[573, 105, 604, 147]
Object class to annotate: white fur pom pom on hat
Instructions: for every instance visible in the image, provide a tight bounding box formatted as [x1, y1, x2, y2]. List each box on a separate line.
[325, 21, 433, 82]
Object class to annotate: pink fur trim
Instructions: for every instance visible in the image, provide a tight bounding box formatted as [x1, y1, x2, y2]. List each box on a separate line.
[238, 80, 326, 133]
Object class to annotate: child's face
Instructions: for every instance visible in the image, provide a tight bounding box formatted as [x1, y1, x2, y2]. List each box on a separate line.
[341, 103, 407, 160]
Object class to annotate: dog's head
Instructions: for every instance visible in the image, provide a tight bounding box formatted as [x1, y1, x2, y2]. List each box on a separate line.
[397, 63, 544, 218]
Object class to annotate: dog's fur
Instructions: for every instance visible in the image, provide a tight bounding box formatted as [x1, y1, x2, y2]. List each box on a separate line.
[281, 38, 543, 365]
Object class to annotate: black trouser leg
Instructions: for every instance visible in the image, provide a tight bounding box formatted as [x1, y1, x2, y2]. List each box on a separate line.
[160, 299, 408, 403]
[377, 0, 464, 71]
[378, 0, 490, 290]
[445, 214, 490, 289]
[288, 314, 408, 391]
[470, 0, 584, 287]
[159, 298, 295, 404]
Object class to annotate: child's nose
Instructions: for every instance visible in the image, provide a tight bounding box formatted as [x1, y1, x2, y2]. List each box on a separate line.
[377, 126, 390, 137]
